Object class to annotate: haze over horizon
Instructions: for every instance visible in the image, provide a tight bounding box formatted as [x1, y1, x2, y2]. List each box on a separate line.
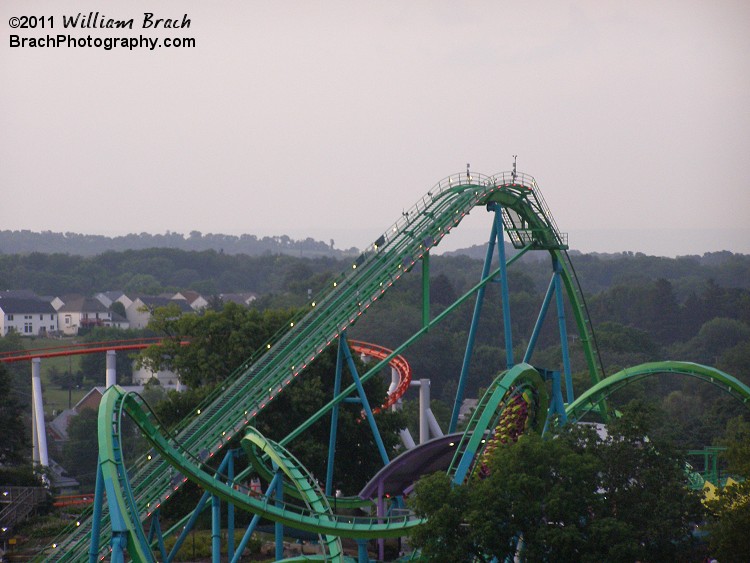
[2, 1, 748, 258]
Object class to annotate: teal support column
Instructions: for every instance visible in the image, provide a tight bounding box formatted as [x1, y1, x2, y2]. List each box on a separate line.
[168, 450, 233, 562]
[227, 451, 235, 561]
[494, 205, 514, 370]
[543, 371, 567, 434]
[341, 333, 390, 466]
[325, 336, 346, 496]
[88, 463, 105, 563]
[523, 275, 556, 364]
[167, 492, 211, 562]
[275, 466, 284, 561]
[450, 210, 499, 433]
[422, 250, 430, 327]
[357, 539, 369, 562]
[211, 494, 221, 563]
[110, 534, 127, 563]
[553, 258, 574, 403]
[230, 473, 282, 563]
[147, 510, 167, 561]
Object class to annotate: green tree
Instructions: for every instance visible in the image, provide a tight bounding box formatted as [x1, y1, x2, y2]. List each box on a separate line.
[61, 408, 99, 488]
[0, 362, 28, 465]
[138, 302, 293, 388]
[409, 405, 705, 562]
[705, 416, 750, 562]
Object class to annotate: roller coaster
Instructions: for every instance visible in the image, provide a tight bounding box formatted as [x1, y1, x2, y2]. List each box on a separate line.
[35, 170, 750, 562]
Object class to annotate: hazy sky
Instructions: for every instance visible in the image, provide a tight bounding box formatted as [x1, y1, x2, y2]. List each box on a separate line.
[2, 1, 749, 256]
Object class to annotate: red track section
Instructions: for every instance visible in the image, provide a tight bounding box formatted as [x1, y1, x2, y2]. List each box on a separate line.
[349, 340, 412, 414]
[0, 338, 408, 410]
[0, 337, 187, 363]
[53, 494, 95, 508]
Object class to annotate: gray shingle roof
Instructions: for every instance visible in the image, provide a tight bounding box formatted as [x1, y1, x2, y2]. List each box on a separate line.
[0, 297, 56, 314]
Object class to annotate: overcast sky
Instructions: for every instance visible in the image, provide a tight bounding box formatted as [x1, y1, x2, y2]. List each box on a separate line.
[2, 1, 748, 256]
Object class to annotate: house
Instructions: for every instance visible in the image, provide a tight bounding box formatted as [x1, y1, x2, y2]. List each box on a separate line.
[94, 290, 132, 309]
[172, 290, 208, 311]
[109, 311, 130, 330]
[0, 297, 58, 336]
[125, 296, 194, 329]
[56, 297, 113, 335]
[132, 365, 183, 386]
[220, 292, 258, 306]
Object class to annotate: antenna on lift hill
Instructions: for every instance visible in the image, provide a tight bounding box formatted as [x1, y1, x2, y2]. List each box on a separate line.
[512, 154, 518, 182]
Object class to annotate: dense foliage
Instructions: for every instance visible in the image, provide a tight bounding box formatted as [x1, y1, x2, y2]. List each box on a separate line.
[0, 229, 351, 258]
[705, 417, 750, 562]
[409, 404, 706, 562]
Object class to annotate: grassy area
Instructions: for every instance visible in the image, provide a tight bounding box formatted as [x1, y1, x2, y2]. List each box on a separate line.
[20, 336, 87, 416]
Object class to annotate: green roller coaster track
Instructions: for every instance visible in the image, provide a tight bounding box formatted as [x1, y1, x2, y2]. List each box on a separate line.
[39, 171, 750, 562]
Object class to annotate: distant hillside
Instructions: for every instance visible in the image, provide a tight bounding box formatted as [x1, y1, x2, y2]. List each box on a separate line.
[0, 230, 359, 258]
[444, 242, 745, 266]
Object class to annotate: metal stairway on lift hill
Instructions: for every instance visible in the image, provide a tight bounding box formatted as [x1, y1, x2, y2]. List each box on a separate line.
[45, 171, 602, 561]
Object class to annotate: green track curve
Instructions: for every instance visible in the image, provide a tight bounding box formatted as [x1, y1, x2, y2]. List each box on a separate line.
[448, 363, 548, 485]
[107, 388, 423, 541]
[565, 361, 750, 422]
[41, 171, 606, 561]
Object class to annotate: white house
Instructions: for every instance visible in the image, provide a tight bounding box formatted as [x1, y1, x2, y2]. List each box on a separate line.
[0, 297, 58, 336]
[220, 292, 258, 306]
[125, 296, 193, 329]
[172, 290, 208, 311]
[56, 297, 113, 335]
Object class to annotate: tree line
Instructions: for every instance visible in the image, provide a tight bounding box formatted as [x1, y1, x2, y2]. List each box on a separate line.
[0, 230, 356, 258]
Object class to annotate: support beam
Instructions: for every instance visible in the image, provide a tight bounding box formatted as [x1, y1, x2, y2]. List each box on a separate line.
[523, 275, 556, 364]
[419, 379, 430, 444]
[493, 205, 514, 370]
[325, 337, 346, 497]
[341, 333, 390, 465]
[450, 216, 499, 433]
[211, 495, 221, 563]
[88, 464, 105, 563]
[422, 250, 430, 328]
[553, 258, 574, 403]
[31, 358, 49, 467]
[106, 350, 116, 388]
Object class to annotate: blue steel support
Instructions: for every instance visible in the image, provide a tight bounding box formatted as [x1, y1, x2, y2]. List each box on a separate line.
[168, 450, 234, 561]
[341, 332, 390, 466]
[422, 250, 430, 328]
[493, 204, 514, 370]
[357, 539, 369, 562]
[167, 492, 211, 562]
[523, 275, 556, 364]
[553, 257, 574, 403]
[110, 534, 127, 563]
[147, 510, 168, 561]
[88, 463, 105, 563]
[275, 467, 284, 561]
[230, 472, 282, 563]
[542, 371, 567, 434]
[211, 494, 221, 563]
[449, 212, 499, 433]
[227, 450, 235, 561]
[325, 335, 346, 496]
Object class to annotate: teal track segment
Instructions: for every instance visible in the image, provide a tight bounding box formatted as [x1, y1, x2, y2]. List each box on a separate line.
[41, 171, 603, 561]
[240, 430, 343, 560]
[448, 363, 548, 485]
[565, 361, 750, 422]
[100, 388, 423, 546]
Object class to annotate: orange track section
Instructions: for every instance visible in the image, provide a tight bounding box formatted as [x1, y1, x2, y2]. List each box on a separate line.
[349, 340, 412, 414]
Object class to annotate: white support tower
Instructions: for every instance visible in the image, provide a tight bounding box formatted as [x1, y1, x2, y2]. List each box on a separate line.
[31, 358, 49, 468]
[106, 350, 116, 388]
